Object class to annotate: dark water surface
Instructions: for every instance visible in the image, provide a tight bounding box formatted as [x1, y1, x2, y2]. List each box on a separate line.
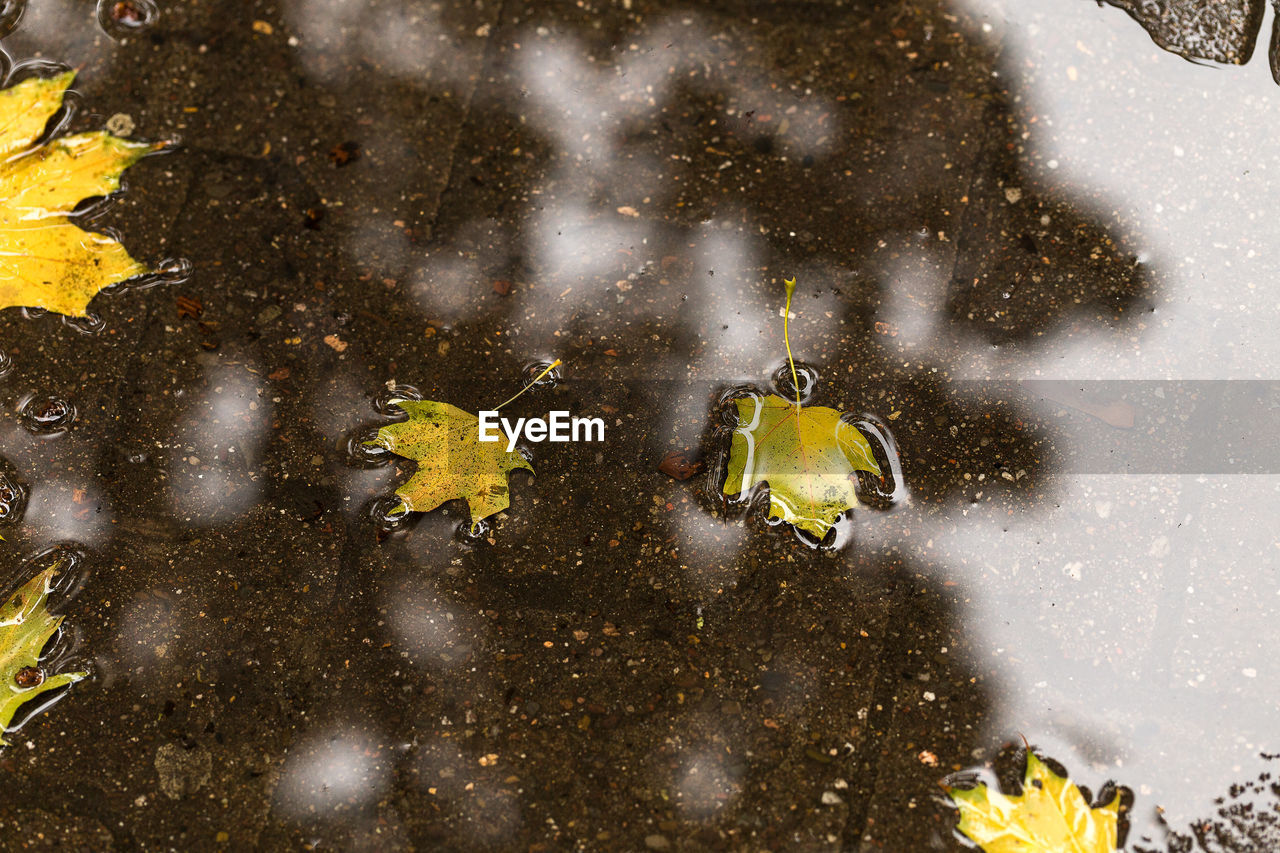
[0, 0, 1277, 849]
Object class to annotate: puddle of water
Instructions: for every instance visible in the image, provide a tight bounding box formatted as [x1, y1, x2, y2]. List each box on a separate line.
[0, 0, 1275, 848]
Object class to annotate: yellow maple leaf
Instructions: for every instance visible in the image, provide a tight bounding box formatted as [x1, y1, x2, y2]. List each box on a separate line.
[0, 558, 87, 746]
[942, 752, 1123, 853]
[0, 71, 161, 318]
[720, 277, 882, 540]
[368, 399, 532, 528]
[722, 393, 880, 538]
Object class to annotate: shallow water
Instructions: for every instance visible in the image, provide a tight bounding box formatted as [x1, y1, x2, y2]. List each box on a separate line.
[0, 0, 1277, 849]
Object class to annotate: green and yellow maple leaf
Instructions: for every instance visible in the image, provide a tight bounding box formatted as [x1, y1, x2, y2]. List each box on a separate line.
[942, 752, 1123, 853]
[721, 278, 881, 539]
[723, 393, 880, 538]
[369, 400, 532, 527]
[0, 559, 87, 745]
[0, 70, 161, 318]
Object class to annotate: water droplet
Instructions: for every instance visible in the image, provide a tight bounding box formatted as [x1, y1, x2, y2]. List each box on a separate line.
[521, 359, 561, 389]
[14, 666, 43, 688]
[0, 0, 25, 40]
[716, 385, 759, 425]
[0, 350, 12, 379]
[20, 395, 76, 435]
[369, 495, 411, 532]
[346, 426, 392, 467]
[0, 472, 28, 522]
[849, 415, 908, 511]
[61, 312, 106, 336]
[100, 257, 191, 297]
[375, 384, 422, 418]
[96, 0, 158, 38]
[457, 517, 491, 544]
[769, 362, 819, 403]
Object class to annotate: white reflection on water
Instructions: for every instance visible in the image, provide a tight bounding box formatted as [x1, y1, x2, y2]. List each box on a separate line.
[687, 225, 776, 373]
[408, 252, 482, 325]
[854, 0, 1280, 837]
[955, 0, 1280, 380]
[275, 728, 390, 818]
[859, 473, 1280, 833]
[284, 0, 463, 85]
[23, 478, 112, 548]
[166, 364, 270, 525]
[498, 19, 838, 343]
[669, 504, 747, 595]
[675, 749, 742, 819]
[385, 584, 476, 669]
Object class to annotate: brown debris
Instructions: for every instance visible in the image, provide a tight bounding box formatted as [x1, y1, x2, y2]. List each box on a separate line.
[175, 295, 203, 319]
[658, 450, 703, 480]
[328, 142, 360, 167]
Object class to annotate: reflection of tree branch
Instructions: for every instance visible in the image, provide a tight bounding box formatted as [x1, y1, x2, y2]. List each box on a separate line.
[1133, 754, 1280, 851]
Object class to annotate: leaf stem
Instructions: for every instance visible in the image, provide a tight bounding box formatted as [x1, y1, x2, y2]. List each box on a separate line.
[782, 277, 801, 409]
[494, 359, 562, 410]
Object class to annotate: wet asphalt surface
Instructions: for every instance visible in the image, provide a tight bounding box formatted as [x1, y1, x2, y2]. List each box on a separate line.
[0, 0, 1274, 850]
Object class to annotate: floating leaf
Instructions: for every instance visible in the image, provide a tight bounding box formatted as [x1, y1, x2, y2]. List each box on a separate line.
[0, 559, 86, 745]
[368, 400, 532, 528]
[942, 751, 1122, 853]
[0, 71, 161, 318]
[723, 393, 880, 538]
[720, 277, 881, 539]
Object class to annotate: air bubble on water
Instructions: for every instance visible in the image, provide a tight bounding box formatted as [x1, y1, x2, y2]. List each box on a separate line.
[769, 362, 819, 403]
[370, 495, 412, 532]
[61, 312, 106, 336]
[155, 257, 192, 283]
[707, 385, 763, 503]
[101, 257, 192, 297]
[457, 517, 491, 544]
[0, 0, 25, 40]
[347, 425, 392, 467]
[19, 394, 76, 435]
[715, 385, 759, 424]
[96, 0, 159, 38]
[847, 414, 909, 511]
[375, 384, 422, 418]
[521, 359, 561, 389]
[0, 349, 11, 378]
[0, 470, 28, 523]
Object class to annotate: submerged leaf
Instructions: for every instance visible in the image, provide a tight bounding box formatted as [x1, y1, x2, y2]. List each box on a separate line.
[722, 393, 880, 539]
[0, 560, 86, 745]
[942, 752, 1122, 853]
[369, 400, 532, 526]
[0, 71, 160, 318]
